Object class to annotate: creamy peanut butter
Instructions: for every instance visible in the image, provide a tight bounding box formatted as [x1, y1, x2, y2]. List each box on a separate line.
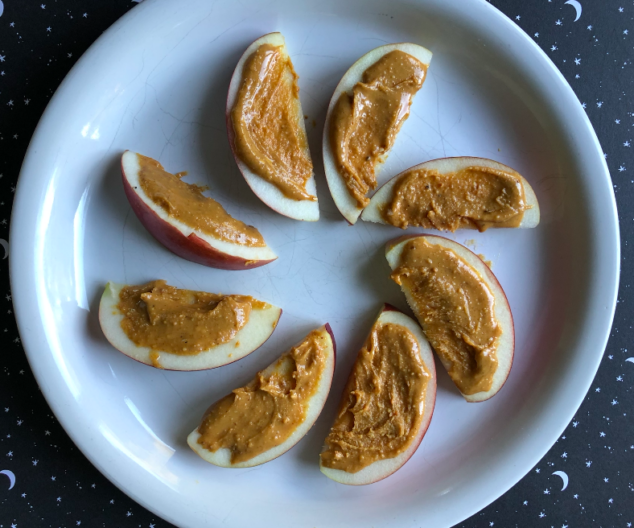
[231, 43, 315, 202]
[320, 322, 429, 473]
[117, 280, 266, 355]
[330, 50, 427, 207]
[391, 238, 501, 394]
[196, 330, 327, 463]
[137, 154, 265, 247]
[383, 166, 527, 232]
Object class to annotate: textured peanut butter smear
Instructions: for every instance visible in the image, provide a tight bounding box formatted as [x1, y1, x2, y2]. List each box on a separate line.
[117, 280, 266, 355]
[383, 166, 527, 232]
[137, 154, 265, 247]
[196, 330, 327, 463]
[231, 43, 315, 201]
[321, 322, 429, 473]
[330, 50, 427, 207]
[391, 239, 501, 395]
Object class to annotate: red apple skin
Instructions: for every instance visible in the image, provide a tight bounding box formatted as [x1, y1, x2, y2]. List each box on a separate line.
[324, 323, 337, 360]
[387, 234, 515, 402]
[121, 163, 276, 271]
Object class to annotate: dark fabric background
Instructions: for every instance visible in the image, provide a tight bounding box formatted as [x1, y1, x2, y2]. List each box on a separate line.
[0, 1, 632, 527]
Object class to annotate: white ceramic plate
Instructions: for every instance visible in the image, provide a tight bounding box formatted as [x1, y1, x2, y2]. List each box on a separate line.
[10, 0, 619, 526]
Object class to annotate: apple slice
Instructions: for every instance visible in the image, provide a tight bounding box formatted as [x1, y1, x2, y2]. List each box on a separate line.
[99, 281, 282, 371]
[226, 32, 319, 222]
[187, 325, 336, 468]
[361, 156, 540, 229]
[121, 151, 277, 270]
[320, 304, 436, 485]
[386, 235, 514, 402]
[322, 43, 433, 225]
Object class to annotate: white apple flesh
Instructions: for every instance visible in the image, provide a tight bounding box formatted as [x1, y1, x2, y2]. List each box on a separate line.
[187, 325, 336, 467]
[385, 235, 514, 402]
[361, 156, 540, 229]
[322, 43, 433, 225]
[121, 151, 277, 270]
[99, 282, 282, 371]
[226, 32, 319, 222]
[320, 304, 436, 485]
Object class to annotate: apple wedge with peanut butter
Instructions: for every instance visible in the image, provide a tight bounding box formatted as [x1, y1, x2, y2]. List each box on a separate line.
[362, 157, 540, 231]
[386, 235, 515, 402]
[227, 32, 319, 222]
[121, 151, 277, 270]
[188, 325, 336, 468]
[320, 304, 436, 485]
[99, 280, 282, 371]
[323, 43, 433, 224]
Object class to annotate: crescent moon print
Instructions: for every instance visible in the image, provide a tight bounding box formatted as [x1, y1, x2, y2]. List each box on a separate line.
[564, 0, 582, 22]
[625, 358, 634, 363]
[0, 1, 4, 18]
[0, 239, 8, 259]
[0, 470, 16, 490]
[552, 471, 569, 491]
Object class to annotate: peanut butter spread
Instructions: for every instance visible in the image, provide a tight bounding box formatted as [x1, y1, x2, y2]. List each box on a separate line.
[383, 166, 527, 232]
[231, 43, 315, 202]
[320, 322, 429, 473]
[196, 330, 327, 463]
[136, 154, 265, 247]
[391, 238, 501, 395]
[330, 50, 427, 207]
[117, 280, 266, 355]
